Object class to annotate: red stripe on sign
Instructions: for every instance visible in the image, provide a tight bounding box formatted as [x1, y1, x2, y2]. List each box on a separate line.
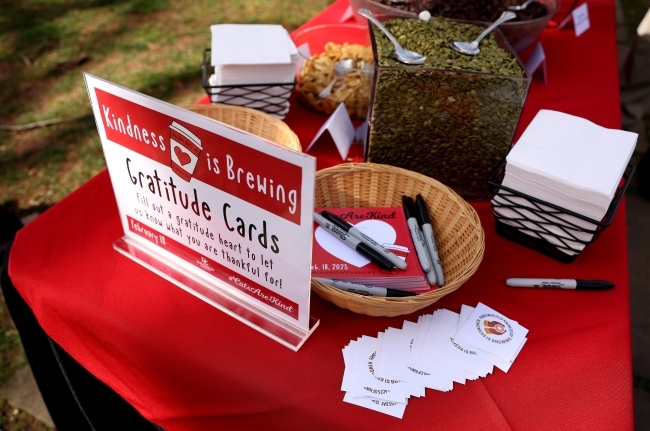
[95, 89, 303, 225]
[126, 216, 298, 319]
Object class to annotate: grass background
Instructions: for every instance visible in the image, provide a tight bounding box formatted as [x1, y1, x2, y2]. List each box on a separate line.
[0, 1, 332, 429]
[0, 0, 333, 216]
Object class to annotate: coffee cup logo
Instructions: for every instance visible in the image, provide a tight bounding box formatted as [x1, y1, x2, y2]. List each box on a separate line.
[169, 121, 202, 182]
[483, 320, 507, 336]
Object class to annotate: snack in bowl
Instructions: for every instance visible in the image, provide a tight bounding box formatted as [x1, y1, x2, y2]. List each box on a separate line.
[296, 42, 374, 120]
[349, 0, 558, 52]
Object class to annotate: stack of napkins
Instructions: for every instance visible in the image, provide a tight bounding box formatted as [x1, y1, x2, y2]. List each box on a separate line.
[209, 24, 300, 119]
[342, 303, 528, 418]
[493, 110, 637, 255]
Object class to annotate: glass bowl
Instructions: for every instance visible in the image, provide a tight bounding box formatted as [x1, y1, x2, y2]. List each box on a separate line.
[349, 0, 559, 52]
[365, 17, 531, 200]
[498, 0, 559, 51]
[291, 24, 375, 120]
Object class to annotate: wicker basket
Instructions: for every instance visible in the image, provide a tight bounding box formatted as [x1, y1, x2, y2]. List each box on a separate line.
[312, 163, 485, 317]
[185, 104, 301, 152]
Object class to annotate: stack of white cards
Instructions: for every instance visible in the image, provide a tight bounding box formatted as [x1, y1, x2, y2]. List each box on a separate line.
[492, 110, 636, 255]
[209, 24, 300, 119]
[342, 303, 528, 418]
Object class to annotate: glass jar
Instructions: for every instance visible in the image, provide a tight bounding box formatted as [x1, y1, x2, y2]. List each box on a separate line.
[365, 17, 531, 200]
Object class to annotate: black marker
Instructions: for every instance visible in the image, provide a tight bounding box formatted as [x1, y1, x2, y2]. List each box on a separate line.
[506, 278, 615, 290]
[315, 278, 417, 297]
[415, 194, 445, 286]
[402, 196, 433, 278]
[320, 210, 407, 270]
[313, 212, 394, 271]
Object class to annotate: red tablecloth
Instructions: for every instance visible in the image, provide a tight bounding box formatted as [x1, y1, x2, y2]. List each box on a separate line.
[9, 0, 633, 429]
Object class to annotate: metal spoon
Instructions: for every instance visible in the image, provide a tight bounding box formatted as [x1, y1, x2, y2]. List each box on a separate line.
[357, 8, 427, 65]
[507, 0, 535, 11]
[319, 59, 355, 98]
[360, 60, 374, 78]
[450, 11, 517, 56]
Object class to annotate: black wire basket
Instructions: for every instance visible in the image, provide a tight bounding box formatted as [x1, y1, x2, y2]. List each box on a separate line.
[487, 158, 635, 263]
[201, 49, 296, 119]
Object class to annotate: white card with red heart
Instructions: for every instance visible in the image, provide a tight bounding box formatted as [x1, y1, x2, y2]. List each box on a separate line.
[311, 207, 430, 291]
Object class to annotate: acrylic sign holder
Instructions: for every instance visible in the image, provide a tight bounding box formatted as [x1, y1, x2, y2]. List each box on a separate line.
[85, 73, 318, 352]
[114, 236, 319, 351]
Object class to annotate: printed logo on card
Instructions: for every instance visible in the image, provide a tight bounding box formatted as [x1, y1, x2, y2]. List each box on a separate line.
[476, 314, 514, 344]
[169, 121, 202, 182]
[483, 321, 507, 335]
[368, 352, 400, 384]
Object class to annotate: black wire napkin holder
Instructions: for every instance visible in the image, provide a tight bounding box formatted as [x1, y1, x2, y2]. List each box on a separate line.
[487, 158, 635, 263]
[201, 49, 296, 119]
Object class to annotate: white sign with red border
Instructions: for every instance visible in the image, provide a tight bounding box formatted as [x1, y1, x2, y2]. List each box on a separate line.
[84, 74, 316, 333]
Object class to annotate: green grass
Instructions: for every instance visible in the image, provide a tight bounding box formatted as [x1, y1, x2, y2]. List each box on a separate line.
[0, 0, 333, 211]
[0, 398, 52, 431]
[0, 289, 25, 385]
[0, 1, 333, 427]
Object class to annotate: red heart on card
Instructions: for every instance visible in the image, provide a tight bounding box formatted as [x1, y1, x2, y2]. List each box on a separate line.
[174, 146, 191, 166]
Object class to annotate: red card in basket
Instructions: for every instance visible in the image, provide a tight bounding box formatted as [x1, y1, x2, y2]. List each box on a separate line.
[312, 208, 431, 291]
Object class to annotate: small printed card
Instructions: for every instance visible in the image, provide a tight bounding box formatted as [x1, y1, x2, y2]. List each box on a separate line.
[375, 323, 454, 391]
[524, 42, 547, 85]
[305, 103, 356, 161]
[343, 393, 407, 419]
[573, 3, 591, 37]
[454, 303, 528, 372]
[340, 303, 528, 417]
[312, 207, 430, 291]
[557, 2, 590, 37]
[305, 104, 369, 161]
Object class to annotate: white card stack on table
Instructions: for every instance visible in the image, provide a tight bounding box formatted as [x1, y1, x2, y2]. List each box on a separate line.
[209, 24, 300, 119]
[341, 303, 528, 418]
[493, 110, 636, 255]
